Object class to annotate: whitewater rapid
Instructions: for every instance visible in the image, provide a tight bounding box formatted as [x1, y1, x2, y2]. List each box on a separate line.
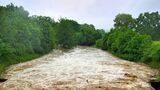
[0, 47, 157, 90]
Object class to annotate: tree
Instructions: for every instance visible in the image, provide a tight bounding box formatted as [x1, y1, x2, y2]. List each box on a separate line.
[136, 12, 160, 40]
[55, 18, 78, 49]
[31, 16, 56, 53]
[114, 13, 136, 29]
[79, 24, 99, 46]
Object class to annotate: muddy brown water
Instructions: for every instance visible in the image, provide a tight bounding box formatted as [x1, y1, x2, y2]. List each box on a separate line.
[0, 47, 158, 90]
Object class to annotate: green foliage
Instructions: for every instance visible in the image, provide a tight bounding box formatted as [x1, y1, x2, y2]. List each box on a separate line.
[54, 20, 102, 48]
[136, 12, 160, 40]
[96, 39, 103, 49]
[0, 42, 15, 61]
[55, 18, 78, 49]
[142, 41, 160, 68]
[96, 29, 106, 38]
[0, 4, 56, 75]
[114, 13, 135, 29]
[102, 28, 136, 52]
[114, 12, 160, 40]
[100, 27, 152, 61]
[31, 16, 56, 53]
[124, 34, 152, 61]
[79, 24, 102, 46]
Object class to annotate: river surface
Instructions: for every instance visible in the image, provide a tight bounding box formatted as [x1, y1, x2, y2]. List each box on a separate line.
[0, 47, 157, 90]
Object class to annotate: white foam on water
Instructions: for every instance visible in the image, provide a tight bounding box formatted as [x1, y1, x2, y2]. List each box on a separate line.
[0, 47, 156, 90]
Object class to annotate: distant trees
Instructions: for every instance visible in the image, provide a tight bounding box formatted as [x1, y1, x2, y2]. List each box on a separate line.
[113, 12, 160, 40]
[53, 18, 104, 48]
[114, 14, 135, 29]
[55, 18, 78, 49]
[80, 25, 95, 46]
[136, 12, 160, 40]
[79, 24, 102, 46]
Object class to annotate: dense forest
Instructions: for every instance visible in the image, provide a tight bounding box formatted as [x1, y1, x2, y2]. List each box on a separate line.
[0, 4, 160, 81]
[0, 4, 104, 74]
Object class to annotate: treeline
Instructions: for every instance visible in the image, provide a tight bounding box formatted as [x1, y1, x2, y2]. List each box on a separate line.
[0, 4, 104, 74]
[114, 13, 160, 41]
[96, 13, 160, 80]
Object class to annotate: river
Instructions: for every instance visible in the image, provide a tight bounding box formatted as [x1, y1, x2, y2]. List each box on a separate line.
[0, 47, 157, 90]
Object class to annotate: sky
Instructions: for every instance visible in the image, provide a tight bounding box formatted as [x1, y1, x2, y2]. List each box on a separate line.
[0, 0, 160, 31]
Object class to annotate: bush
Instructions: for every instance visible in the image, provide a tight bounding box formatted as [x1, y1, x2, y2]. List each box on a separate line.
[142, 41, 160, 68]
[96, 39, 103, 49]
[124, 34, 152, 61]
[101, 27, 152, 61]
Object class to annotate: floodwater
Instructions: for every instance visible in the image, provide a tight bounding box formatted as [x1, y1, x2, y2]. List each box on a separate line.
[0, 47, 157, 90]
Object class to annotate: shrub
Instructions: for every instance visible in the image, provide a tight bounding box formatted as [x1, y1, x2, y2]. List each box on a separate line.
[96, 39, 103, 49]
[101, 27, 152, 61]
[124, 34, 152, 61]
[142, 41, 160, 68]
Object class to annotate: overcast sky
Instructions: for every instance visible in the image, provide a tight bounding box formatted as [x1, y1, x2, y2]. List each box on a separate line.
[0, 0, 160, 31]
